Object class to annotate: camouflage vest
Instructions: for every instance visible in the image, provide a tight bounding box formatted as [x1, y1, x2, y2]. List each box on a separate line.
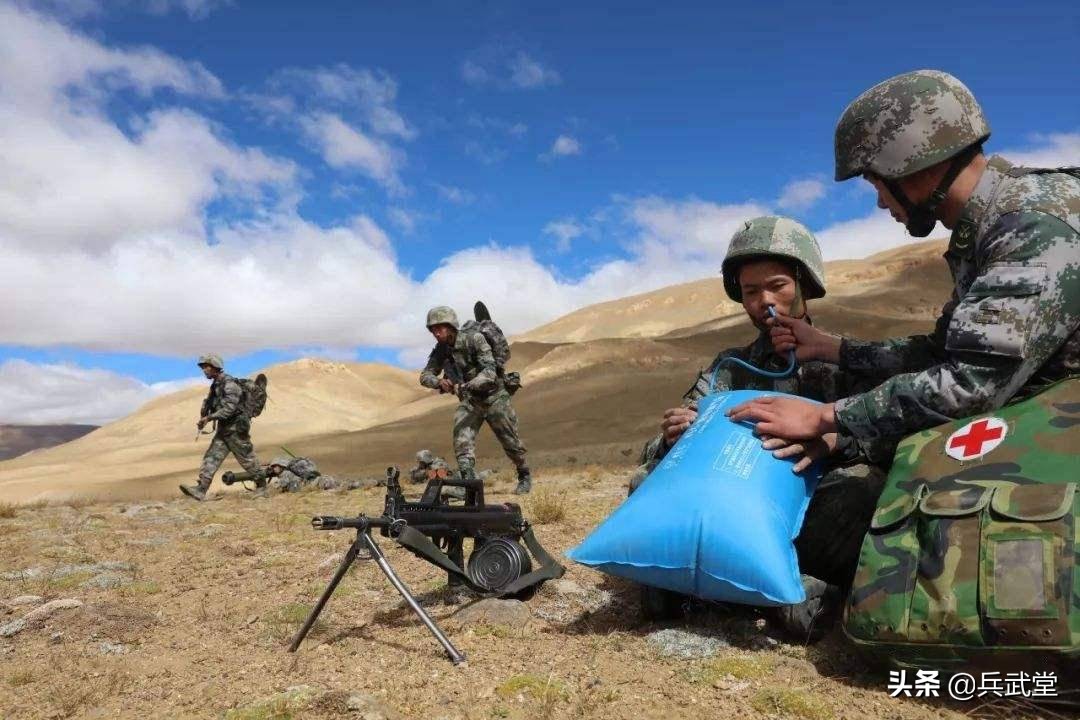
[845, 378, 1080, 676]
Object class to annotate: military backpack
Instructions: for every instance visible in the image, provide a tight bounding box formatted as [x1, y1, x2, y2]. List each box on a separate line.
[237, 373, 269, 419]
[845, 378, 1080, 677]
[467, 301, 521, 394]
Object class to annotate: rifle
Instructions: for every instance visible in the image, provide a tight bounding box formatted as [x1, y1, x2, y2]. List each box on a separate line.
[289, 466, 564, 663]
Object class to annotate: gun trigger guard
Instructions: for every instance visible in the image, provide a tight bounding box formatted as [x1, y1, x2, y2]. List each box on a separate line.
[389, 518, 407, 536]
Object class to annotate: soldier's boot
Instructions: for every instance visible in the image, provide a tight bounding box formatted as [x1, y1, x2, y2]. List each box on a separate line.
[772, 575, 841, 644]
[512, 466, 532, 495]
[179, 481, 210, 502]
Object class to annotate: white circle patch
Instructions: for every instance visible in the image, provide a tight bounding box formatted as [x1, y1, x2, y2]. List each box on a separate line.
[945, 417, 1008, 461]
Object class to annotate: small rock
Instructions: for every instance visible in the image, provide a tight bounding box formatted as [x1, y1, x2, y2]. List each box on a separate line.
[0, 619, 27, 638]
[646, 627, 729, 659]
[317, 553, 344, 571]
[344, 692, 400, 719]
[451, 598, 532, 627]
[49, 632, 64, 644]
[2, 567, 44, 581]
[98, 641, 126, 655]
[198, 523, 227, 538]
[24, 598, 83, 624]
[548, 579, 588, 598]
[9, 595, 44, 607]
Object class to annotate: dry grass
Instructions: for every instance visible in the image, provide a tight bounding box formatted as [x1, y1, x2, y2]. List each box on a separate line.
[7, 669, 34, 688]
[751, 686, 833, 720]
[528, 487, 568, 525]
[0, 501, 17, 519]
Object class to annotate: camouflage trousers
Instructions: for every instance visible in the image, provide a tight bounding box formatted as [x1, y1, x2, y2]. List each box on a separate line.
[198, 419, 263, 489]
[794, 463, 887, 588]
[453, 390, 527, 470]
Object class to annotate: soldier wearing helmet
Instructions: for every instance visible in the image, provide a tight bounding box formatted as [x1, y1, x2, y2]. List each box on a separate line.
[420, 305, 532, 495]
[731, 70, 1080, 471]
[409, 448, 451, 485]
[180, 354, 266, 501]
[631, 216, 891, 639]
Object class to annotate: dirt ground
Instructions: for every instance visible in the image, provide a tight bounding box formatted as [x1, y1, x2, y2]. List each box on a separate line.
[0, 469, 1063, 720]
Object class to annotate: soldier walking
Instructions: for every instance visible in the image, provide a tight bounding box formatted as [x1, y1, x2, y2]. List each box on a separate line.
[420, 306, 533, 494]
[180, 354, 266, 501]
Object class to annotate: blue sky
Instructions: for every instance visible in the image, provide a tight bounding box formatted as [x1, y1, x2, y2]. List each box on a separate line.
[0, 0, 1077, 423]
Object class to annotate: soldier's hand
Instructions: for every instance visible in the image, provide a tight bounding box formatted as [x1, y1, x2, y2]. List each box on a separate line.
[661, 407, 698, 447]
[727, 397, 837, 441]
[761, 433, 839, 473]
[197, 417, 209, 430]
[438, 378, 456, 394]
[767, 314, 842, 363]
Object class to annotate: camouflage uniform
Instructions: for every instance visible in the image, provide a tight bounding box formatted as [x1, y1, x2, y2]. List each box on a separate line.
[830, 71, 1080, 462]
[270, 456, 320, 492]
[420, 317, 529, 476]
[196, 372, 263, 491]
[633, 217, 892, 586]
[409, 450, 451, 485]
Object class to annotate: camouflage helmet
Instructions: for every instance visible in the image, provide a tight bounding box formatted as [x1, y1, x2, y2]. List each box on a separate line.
[834, 69, 990, 182]
[416, 449, 434, 465]
[269, 457, 291, 468]
[425, 306, 459, 330]
[721, 216, 826, 302]
[197, 353, 224, 370]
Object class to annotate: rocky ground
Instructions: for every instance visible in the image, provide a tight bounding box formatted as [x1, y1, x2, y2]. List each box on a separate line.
[0, 469, 1062, 719]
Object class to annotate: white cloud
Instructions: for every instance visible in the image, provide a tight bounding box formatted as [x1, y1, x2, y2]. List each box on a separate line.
[300, 112, 404, 194]
[776, 178, 827, 211]
[814, 211, 916, 260]
[461, 47, 560, 90]
[20, 0, 231, 20]
[269, 64, 415, 140]
[0, 4, 290, 251]
[543, 218, 584, 253]
[540, 135, 581, 161]
[434, 183, 476, 205]
[387, 207, 420, 234]
[0, 359, 198, 425]
[508, 52, 561, 89]
[999, 132, 1080, 168]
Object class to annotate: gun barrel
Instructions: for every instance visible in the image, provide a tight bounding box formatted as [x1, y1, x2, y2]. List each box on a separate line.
[311, 515, 392, 531]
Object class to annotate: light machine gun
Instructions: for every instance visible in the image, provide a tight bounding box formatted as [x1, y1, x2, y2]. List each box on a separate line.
[288, 466, 564, 663]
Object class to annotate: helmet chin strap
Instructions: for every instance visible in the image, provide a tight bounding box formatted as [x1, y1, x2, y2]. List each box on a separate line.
[884, 145, 981, 238]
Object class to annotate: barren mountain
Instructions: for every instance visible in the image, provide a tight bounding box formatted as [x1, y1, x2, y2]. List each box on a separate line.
[0, 240, 952, 503]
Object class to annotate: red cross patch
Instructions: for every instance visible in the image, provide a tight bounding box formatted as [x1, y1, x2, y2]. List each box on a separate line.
[945, 417, 1008, 461]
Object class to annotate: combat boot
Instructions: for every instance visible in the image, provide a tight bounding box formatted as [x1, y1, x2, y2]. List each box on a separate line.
[513, 466, 532, 495]
[772, 575, 841, 644]
[179, 482, 208, 501]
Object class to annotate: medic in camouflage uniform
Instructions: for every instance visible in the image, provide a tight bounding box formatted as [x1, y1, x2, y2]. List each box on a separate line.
[729, 70, 1080, 469]
[180, 354, 265, 501]
[420, 306, 533, 494]
[632, 217, 891, 638]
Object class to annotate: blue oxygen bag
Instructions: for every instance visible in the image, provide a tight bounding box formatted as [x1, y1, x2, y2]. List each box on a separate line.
[566, 389, 821, 605]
